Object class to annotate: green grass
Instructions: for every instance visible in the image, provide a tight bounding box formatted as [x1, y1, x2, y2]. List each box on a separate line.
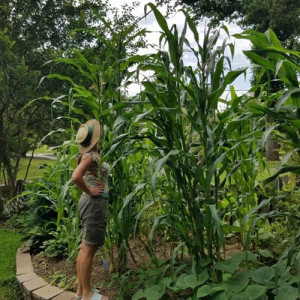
[0, 158, 56, 184]
[0, 229, 25, 300]
[256, 161, 280, 182]
[35, 145, 56, 154]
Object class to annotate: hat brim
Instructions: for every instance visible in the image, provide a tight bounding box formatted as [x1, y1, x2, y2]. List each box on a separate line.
[78, 119, 100, 154]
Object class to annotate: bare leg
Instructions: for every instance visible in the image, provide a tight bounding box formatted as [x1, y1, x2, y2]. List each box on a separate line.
[79, 240, 108, 300]
[76, 244, 83, 296]
[80, 241, 97, 300]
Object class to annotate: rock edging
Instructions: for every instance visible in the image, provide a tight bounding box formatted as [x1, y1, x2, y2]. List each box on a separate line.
[16, 246, 76, 300]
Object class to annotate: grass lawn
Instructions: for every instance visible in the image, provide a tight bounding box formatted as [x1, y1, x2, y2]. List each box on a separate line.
[0, 158, 56, 184]
[0, 229, 25, 300]
[34, 145, 56, 155]
[256, 161, 280, 181]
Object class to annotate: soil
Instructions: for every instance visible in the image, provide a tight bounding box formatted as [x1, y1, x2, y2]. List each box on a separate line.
[31, 237, 243, 300]
[32, 237, 174, 299]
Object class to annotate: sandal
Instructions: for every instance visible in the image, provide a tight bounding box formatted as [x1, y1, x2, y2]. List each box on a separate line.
[83, 291, 108, 300]
[76, 288, 98, 299]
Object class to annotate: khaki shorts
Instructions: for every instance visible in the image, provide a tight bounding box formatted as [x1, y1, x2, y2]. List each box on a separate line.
[78, 193, 107, 247]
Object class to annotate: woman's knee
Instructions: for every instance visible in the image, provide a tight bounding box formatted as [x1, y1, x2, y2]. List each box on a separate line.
[81, 240, 98, 256]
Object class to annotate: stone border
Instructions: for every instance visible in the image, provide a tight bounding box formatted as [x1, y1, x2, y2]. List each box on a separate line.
[16, 247, 76, 300]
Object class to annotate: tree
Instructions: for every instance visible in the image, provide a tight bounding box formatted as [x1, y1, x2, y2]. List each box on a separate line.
[0, 30, 49, 197]
[0, 0, 147, 198]
[157, 0, 300, 46]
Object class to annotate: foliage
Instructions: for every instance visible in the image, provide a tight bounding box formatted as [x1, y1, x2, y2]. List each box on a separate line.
[120, 3, 261, 265]
[0, 29, 48, 198]
[0, 0, 147, 199]
[17, 140, 81, 258]
[156, 0, 300, 47]
[260, 188, 300, 255]
[49, 270, 77, 290]
[13, 4, 300, 300]
[234, 29, 300, 182]
[18, 4, 148, 269]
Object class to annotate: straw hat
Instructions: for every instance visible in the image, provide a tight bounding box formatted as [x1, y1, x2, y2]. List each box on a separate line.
[75, 119, 100, 154]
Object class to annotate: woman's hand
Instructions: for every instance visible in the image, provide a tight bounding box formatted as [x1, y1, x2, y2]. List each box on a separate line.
[88, 181, 105, 197]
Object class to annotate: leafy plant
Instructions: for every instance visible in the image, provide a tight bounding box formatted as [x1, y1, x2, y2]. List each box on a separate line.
[234, 29, 300, 184]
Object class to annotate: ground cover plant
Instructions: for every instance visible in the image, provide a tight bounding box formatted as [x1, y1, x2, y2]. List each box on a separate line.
[3, 3, 299, 300]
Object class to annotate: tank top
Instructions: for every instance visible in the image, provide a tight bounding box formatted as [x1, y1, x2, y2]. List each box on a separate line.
[81, 151, 110, 198]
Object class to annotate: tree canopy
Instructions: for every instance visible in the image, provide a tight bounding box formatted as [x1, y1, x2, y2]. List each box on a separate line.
[157, 0, 300, 47]
[0, 0, 146, 196]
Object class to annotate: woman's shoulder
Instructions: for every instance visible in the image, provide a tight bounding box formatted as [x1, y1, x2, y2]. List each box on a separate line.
[82, 151, 100, 162]
[81, 152, 93, 160]
[78, 151, 100, 166]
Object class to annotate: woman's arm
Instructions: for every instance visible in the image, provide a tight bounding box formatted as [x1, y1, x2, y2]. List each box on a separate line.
[72, 153, 105, 197]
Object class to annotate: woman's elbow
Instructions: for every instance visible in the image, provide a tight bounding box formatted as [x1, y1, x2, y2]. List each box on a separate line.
[72, 173, 80, 183]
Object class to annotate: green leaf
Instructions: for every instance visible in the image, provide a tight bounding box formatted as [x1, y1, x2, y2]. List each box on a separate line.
[258, 249, 274, 259]
[132, 289, 145, 300]
[212, 56, 224, 92]
[265, 29, 283, 48]
[274, 285, 299, 300]
[244, 285, 267, 300]
[197, 285, 211, 298]
[215, 258, 241, 274]
[215, 253, 256, 273]
[228, 272, 249, 293]
[182, 10, 199, 43]
[207, 153, 226, 185]
[243, 51, 275, 71]
[211, 291, 228, 300]
[151, 150, 180, 196]
[264, 166, 300, 185]
[174, 273, 189, 290]
[159, 277, 172, 288]
[146, 3, 170, 36]
[198, 270, 210, 285]
[183, 274, 201, 289]
[231, 291, 249, 300]
[209, 205, 225, 251]
[275, 88, 300, 110]
[144, 285, 165, 300]
[210, 285, 227, 294]
[261, 125, 278, 149]
[252, 266, 275, 283]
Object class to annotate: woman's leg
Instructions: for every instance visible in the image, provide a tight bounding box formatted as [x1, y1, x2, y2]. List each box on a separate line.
[80, 241, 98, 300]
[76, 244, 83, 296]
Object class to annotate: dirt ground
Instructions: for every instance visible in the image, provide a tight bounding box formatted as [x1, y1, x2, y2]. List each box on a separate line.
[32, 238, 174, 299]
[31, 237, 243, 299]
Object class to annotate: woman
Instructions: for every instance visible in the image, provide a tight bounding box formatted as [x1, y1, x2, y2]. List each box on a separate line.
[72, 119, 109, 300]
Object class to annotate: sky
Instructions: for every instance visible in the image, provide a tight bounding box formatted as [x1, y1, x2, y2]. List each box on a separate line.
[109, 0, 252, 97]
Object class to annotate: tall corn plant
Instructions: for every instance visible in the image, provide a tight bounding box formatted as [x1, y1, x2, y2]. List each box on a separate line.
[44, 12, 151, 270]
[234, 29, 300, 182]
[119, 4, 249, 265]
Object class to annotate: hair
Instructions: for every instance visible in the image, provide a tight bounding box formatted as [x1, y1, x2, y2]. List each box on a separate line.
[77, 153, 83, 165]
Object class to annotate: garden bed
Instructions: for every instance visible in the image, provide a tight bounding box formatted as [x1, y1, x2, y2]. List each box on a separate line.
[31, 237, 243, 299]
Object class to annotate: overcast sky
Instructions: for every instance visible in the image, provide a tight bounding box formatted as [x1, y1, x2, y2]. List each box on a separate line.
[109, 0, 252, 97]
